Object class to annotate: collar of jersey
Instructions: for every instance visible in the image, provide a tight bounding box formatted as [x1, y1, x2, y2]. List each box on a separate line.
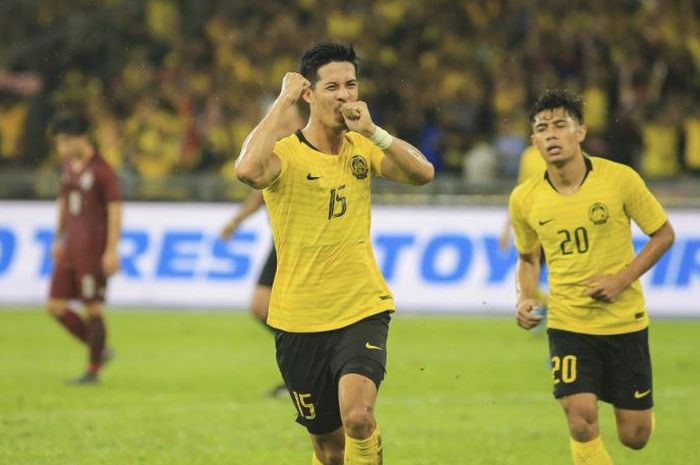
[544, 155, 593, 193]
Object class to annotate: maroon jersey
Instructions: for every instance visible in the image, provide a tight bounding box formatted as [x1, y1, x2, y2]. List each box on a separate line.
[60, 153, 121, 264]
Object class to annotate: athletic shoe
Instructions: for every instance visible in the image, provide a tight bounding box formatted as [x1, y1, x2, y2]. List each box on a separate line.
[66, 372, 99, 385]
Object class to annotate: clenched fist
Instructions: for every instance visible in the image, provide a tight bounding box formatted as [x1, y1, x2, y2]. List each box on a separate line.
[340, 101, 376, 136]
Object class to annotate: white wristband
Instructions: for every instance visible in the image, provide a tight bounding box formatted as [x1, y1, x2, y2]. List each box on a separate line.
[369, 125, 394, 150]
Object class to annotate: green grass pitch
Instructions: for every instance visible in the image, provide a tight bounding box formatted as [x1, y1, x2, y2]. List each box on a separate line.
[1, 309, 697, 464]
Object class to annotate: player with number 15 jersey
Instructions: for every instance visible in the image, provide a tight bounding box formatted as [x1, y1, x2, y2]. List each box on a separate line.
[264, 129, 390, 333]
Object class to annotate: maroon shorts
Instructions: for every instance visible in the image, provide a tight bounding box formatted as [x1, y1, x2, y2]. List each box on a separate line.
[49, 258, 107, 303]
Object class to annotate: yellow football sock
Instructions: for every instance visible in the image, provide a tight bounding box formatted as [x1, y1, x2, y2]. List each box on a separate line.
[344, 426, 383, 464]
[570, 436, 613, 465]
[312, 452, 324, 465]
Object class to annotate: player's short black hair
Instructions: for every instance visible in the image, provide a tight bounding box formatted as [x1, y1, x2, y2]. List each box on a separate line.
[299, 42, 359, 87]
[529, 89, 584, 125]
[48, 111, 90, 137]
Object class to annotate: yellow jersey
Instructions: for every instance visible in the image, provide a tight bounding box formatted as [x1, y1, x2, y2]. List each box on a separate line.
[509, 156, 667, 335]
[263, 130, 394, 332]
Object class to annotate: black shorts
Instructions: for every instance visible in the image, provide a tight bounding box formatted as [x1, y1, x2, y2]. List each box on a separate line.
[257, 247, 276, 287]
[548, 328, 653, 410]
[275, 311, 391, 435]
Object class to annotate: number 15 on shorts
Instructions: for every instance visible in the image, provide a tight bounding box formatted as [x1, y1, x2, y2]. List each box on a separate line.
[293, 391, 317, 420]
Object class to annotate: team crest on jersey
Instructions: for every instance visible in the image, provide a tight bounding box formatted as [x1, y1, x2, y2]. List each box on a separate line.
[79, 171, 94, 190]
[350, 155, 368, 179]
[589, 202, 609, 225]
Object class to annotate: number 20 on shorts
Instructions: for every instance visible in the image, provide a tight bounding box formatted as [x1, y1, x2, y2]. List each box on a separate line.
[551, 355, 577, 384]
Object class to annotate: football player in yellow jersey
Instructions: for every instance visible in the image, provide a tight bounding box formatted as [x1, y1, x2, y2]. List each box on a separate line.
[509, 89, 675, 465]
[236, 43, 434, 465]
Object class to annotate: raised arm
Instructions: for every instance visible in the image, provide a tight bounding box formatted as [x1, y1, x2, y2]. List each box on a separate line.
[236, 73, 310, 189]
[340, 102, 434, 186]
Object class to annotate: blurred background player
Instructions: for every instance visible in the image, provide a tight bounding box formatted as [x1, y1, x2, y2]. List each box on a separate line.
[236, 42, 434, 465]
[46, 111, 122, 384]
[510, 89, 675, 465]
[219, 103, 304, 397]
[500, 145, 548, 330]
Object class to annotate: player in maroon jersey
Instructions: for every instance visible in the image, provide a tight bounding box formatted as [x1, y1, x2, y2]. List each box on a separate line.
[46, 112, 122, 384]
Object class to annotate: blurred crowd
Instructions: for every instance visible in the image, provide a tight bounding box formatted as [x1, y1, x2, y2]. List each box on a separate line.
[1, 0, 700, 192]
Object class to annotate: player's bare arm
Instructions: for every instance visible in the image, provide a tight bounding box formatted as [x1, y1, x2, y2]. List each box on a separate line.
[236, 73, 310, 189]
[340, 102, 434, 186]
[585, 220, 675, 303]
[515, 248, 544, 330]
[219, 190, 265, 240]
[102, 201, 122, 276]
[52, 197, 66, 262]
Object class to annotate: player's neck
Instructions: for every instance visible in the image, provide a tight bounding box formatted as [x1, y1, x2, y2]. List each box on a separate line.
[303, 122, 345, 155]
[546, 152, 587, 195]
[70, 145, 96, 169]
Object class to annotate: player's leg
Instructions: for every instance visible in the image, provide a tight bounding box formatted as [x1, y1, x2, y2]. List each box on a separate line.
[338, 373, 383, 464]
[560, 394, 613, 465]
[69, 269, 109, 384]
[549, 329, 613, 465]
[560, 393, 602, 440]
[84, 301, 107, 373]
[310, 427, 345, 465]
[607, 328, 654, 450]
[613, 408, 653, 450]
[48, 298, 88, 343]
[47, 262, 88, 343]
[332, 312, 390, 465]
[275, 329, 344, 463]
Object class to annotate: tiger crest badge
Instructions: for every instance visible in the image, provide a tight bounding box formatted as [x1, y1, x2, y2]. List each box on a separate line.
[350, 155, 368, 180]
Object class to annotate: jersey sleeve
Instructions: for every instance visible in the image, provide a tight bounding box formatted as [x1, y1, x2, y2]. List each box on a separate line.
[269, 138, 292, 190]
[621, 167, 668, 235]
[508, 187, 539, 254]
[367, 141, 385, 177]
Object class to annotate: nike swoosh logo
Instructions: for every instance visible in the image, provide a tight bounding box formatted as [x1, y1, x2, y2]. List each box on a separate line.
[365, 342, 383, 351]
[634, 389, 652, 399]
[306, 174, 322, 180]
[538, 218, 554, 225]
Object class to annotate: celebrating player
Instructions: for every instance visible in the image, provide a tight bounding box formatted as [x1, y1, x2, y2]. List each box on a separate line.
[46, 111, 122, 384]
[509, 89, 675, 465]
[235, 42, 434, 465]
